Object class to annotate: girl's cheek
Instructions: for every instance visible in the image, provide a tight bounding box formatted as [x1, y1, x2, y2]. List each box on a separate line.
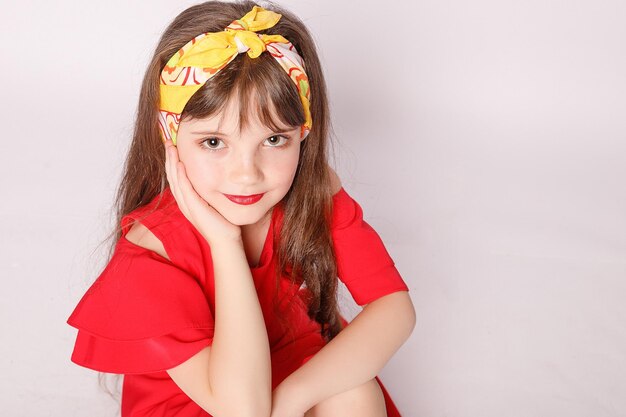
[273, 149, 300, 176]
[182, 155, 220, 186]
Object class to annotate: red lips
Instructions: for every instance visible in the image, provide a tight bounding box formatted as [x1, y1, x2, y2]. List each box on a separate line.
[224, 193, 264, 205]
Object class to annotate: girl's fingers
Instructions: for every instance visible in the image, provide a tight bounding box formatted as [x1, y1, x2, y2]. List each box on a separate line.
[164, 139, 220, 234]
[166, 142, 179, 188]
[176, 160, 210, 217]
[164, 140, 189, 215]
[164, 140, 173, 185]
[164, 141, 177, 194]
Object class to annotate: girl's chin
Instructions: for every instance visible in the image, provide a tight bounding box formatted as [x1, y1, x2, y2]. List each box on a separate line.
[205, 191, 281, 226]
[215, 206, 268, 227]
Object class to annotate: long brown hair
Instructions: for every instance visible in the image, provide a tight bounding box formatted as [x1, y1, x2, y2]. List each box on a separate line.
[99, 0, 344, 363]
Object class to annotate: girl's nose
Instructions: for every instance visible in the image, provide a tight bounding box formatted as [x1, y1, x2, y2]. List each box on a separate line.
[228, 152, 263, 186]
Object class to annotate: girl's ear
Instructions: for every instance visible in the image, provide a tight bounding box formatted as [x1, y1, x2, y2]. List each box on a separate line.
[299, 126, 309, 141]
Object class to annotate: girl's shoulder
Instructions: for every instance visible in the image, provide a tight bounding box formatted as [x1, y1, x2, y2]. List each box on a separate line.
[328, 165, 342, 195]
[329, 185, 410, 307]
[120, 188, 184, 242]
[124, 221, 170, 261]
[118, 188, 205, 274]
[327, 165, 353, 225]
[120, 188, 180, 261]
[330, 185, 361, 230]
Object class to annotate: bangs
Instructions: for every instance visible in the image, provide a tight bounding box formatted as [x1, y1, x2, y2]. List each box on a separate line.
[180, 51, 306, 133]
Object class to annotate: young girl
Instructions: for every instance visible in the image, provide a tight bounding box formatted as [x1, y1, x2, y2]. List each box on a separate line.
[67, 1, 415, 416]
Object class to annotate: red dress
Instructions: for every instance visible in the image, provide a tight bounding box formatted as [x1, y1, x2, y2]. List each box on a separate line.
[67, 186, 410, 416]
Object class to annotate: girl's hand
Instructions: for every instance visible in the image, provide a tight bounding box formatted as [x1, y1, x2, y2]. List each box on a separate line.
[164, 138, 242, 246]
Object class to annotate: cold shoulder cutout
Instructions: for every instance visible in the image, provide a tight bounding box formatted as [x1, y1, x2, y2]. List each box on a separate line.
[125, 221, 170, 261]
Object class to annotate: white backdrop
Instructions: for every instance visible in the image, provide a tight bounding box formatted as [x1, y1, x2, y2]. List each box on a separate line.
[1, 0, 625, 416]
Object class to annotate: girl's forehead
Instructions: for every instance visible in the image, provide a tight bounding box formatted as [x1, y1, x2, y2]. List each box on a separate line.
[181, 107, 292, 137]
[183, 92, 292, 135]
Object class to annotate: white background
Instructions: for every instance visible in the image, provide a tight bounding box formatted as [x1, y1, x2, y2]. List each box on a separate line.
[1, 0, 625, 416]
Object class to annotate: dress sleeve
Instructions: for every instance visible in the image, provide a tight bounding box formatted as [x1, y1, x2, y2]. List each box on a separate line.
[331, 187, 410, 306]
[66, 240, 215, 375]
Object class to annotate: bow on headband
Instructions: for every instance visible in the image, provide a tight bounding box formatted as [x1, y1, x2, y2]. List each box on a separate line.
[158, 5, 312, 145]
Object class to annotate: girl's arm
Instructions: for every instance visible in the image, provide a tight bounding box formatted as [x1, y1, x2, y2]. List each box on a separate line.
[275, 289, 415, 414]
[148, 140, 271, 416]
[272, 166, 415, 412]
[272, 166, 415, 411]
[127, 224, 272, 417]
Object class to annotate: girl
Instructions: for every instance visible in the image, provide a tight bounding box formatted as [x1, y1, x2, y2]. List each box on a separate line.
[67, 1, 416, 416]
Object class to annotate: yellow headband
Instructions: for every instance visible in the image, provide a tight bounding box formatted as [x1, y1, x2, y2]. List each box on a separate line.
[158, 5, 312, 145]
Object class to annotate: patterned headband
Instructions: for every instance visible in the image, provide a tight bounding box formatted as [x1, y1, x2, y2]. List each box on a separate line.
[158, 5, 312, 145]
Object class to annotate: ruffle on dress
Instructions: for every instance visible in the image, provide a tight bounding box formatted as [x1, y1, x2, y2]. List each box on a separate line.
[67, 240, 214, 374]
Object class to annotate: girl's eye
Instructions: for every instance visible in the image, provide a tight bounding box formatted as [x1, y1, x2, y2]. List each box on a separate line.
[200, 135, 289, 152]
[265, 135, 289, 147]
[200, 137, 226, 151]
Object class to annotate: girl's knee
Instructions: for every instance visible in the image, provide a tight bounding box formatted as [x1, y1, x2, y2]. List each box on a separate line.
[305, 378, 387, 417]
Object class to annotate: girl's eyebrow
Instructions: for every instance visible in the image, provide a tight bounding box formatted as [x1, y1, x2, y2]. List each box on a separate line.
[189, 130, 227, 135]
[189, 128, 296, 135]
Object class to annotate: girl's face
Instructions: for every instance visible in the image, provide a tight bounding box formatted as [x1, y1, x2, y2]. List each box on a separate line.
[175, 95, 305, 229]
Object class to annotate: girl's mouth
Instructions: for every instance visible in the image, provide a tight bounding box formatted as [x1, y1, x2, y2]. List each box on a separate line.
[223, 193, 264, 205]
